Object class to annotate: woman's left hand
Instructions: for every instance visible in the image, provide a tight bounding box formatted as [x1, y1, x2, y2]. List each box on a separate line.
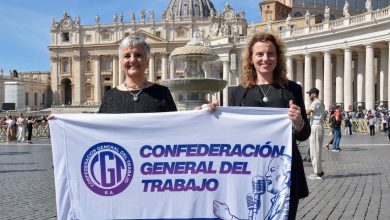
[207, 99, 219, 112]
[288, 100, 304, 128]
[195, 100, 220, 112]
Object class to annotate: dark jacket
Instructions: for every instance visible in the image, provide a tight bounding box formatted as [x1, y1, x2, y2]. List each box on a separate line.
[229, 80, 310, 200]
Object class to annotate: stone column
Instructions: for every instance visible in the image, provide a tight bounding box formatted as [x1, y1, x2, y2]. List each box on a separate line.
[203, 62, 211, 78]
[94, 55, 101, 104]
[388, 41, 390, 107]
[379, 48, 388, 106]
[73, 55, 81, 105]
[119, 60, 124, 84]
[315, 56, 324, 100]
[50, 56, 59, 105]
[344, 47, 353, 111]
[169, 59, 176, 79]
[112, 55, 118, 88]
[149, 53, 155, 82]
[323, 50, 332, 110]
[335, 54, 344, 106]
[356, 51, 365, 108]
[223, 60, 230, 106]
[296, 58, 304, 86]
[162, 53, 168, 80]
[304, 53, 312, 107]
[286, 55, 294, 80]
[365, 44, 375, 111]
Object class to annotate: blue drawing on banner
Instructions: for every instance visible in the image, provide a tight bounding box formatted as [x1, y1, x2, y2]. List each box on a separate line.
[213, 155, 291, 220]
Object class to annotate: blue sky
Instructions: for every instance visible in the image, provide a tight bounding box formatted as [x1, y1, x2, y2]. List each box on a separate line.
[0, 0, 261, 75]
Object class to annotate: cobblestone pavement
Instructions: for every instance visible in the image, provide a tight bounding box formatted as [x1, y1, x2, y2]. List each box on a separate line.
[0, 138, 56, 220]
[298, 130, 390, 220]
[0, 132, 389, 219]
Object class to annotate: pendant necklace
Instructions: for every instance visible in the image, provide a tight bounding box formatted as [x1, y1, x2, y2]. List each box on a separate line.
[124, 82, 146, 102]
[258, 84, 272, 103]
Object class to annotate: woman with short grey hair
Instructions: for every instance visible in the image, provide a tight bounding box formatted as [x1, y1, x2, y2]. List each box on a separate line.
[99, 35, 177, 113]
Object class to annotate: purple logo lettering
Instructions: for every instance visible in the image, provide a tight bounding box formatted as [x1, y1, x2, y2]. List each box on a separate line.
[81, 142, 134, 196]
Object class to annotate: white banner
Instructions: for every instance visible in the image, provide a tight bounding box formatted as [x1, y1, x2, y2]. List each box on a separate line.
[49, 107, 292, 220]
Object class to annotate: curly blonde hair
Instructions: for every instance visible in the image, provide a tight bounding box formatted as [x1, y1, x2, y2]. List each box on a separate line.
[241, 32, 288, 88]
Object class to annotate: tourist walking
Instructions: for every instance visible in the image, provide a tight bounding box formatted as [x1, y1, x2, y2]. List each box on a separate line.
[368, 115, 376, 136]
[325, 110, 335, 149]
[382, 112, 388, 132]
[26, 116, 36, 144]
[344, 116, 352, 135]
[16, 113, 27, 143]
[306, 87, 326, 180]
[331, 106, 343, 151]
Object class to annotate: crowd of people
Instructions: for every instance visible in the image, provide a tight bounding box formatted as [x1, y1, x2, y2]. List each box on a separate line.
[305, 92, 390, 182]
[0, 114, 48, 144]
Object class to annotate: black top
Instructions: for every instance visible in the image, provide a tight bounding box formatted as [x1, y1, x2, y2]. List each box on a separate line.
[98, 84, 177, 113]
[229, 80, 310, 200]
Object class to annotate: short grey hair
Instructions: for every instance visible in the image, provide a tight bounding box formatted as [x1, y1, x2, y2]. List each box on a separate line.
[118, 35, 150, 62]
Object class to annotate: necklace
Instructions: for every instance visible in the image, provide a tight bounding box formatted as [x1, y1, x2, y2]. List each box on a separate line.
[123, 82, 146, 102]
[258, 84, 272, 103]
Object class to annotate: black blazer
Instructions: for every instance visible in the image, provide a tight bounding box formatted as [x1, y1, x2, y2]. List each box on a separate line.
[229, 80, 310, 200]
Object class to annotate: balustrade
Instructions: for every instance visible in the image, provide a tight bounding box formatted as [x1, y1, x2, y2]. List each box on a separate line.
[285, 6, 390, 38]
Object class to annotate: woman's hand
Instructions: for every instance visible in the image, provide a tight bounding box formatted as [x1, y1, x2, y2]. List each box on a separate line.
[194, 100, 220, 112]
[288, 100, 304, 132]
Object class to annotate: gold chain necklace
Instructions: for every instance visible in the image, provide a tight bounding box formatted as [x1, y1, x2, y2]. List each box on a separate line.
[123, 82, 146, 102]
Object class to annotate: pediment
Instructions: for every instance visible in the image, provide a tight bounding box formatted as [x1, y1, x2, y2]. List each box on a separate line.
[115, 30, 167, 44]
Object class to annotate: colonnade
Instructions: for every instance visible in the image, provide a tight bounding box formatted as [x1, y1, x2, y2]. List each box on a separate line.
[287, 42, 390, 111]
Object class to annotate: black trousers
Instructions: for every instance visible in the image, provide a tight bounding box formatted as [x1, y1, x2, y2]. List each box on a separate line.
[369, 125, 375, 136]
[27, 127, 33, 141]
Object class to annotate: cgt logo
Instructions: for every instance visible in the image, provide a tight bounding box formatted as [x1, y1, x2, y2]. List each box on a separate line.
[81, 142, 134, 196]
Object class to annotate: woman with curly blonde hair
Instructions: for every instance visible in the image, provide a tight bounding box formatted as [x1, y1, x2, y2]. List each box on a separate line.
[241, 32, 288, 88]
[229, 31, 310, 219]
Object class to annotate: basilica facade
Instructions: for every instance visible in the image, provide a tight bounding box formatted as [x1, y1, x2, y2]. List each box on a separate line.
[49, 0, 246, 107]
[49, 0, 390, 111]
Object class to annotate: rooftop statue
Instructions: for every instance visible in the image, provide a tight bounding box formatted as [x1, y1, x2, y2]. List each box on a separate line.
[324, 6, 330, 22]
[366, 0, 372, 12]
[95, 14, 100, 24]
[343, 1, 350, 17]
[305, 10, 310, 26]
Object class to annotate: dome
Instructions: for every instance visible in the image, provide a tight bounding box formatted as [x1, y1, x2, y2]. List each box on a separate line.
[164, 0, 216, 18]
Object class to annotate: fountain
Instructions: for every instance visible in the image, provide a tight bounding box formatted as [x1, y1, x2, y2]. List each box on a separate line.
[161, 36, 227, 110]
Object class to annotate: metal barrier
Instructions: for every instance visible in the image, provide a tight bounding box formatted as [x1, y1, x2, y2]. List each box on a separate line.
[324, 118, 377, 133]
[0, 122, 50, 142]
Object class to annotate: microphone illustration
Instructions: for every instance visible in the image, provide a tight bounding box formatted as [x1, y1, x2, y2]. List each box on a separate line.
[247, 176, 266, 220]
